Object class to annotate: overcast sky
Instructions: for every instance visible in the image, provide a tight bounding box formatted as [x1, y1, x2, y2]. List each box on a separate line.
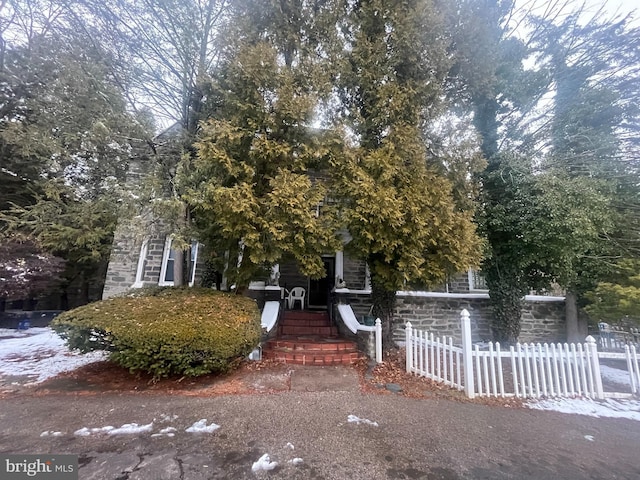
[518, 0, 639, 24]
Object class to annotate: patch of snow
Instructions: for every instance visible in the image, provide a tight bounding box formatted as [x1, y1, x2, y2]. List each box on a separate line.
[0, 328, 29, 338]
[288, 458, 303, 465]
[73, 423, 153, 437]
[40, 431, 63, 437]
[157, 414, 178, 422]
[151, 427, 177, 438]
[107, 423, 153, 435]
[285, 442, 294, 450]
[527, 397, 640, 421]
[185, 419, 220, 433]
[251, 453, 278, 472]
[347, 414, 379, 427]
[584, 435, 595, 441]
[0, 327, 107, 383]
[600, 365, 634, 386]
[74, 426, 115, 437]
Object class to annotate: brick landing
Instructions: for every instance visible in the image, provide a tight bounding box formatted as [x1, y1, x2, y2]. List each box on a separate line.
[262, 310, 363, 366]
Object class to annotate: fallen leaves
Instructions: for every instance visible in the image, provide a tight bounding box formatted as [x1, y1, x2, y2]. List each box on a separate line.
[359, 349, 523, 407]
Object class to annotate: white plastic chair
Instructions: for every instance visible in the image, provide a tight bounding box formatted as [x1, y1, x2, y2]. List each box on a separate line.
[287, 287, 306, 310]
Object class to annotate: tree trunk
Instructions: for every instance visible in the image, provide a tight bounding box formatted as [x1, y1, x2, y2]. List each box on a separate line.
[486, 262, 526, 345]
[565, 290, 581, 343]
[173, 249, 185, 287]
[370, 270, 397, 350]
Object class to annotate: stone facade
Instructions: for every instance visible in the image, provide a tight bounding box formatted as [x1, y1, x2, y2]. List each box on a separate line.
[447, 272, 474, 293]
[343, 255, 367, 290]
[102, 228, 140, 298]
[102, 229, 205, 299]
[278, 258, 309, 292]
[333, 290, 566, 345]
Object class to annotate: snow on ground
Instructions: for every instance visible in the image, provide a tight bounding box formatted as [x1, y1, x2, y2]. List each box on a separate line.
[600, 364, 635, 386]
[151, 427, 177, 438]
[251, 454, 278, 472]
[185, 419, 220, 433]
[5, 327, 639, 424]
[73, 423, 154, 437]
[527, 397, 640, 421]
[59, 420, 221, 438]
[347, 414, 379, 426]
[0, 327, 106, 384]
[526, 363, 640, 421]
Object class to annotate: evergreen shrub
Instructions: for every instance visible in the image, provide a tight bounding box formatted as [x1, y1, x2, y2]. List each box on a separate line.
[52, 288, 261, 379]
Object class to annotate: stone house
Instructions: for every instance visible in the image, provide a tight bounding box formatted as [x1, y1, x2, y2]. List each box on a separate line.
[103, 231, 566, 346]
[102, 130, 566, 348]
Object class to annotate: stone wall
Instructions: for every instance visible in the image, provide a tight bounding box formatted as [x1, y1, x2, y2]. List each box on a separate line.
[333, 290, 566, 346]
[102, 229, 206, 299]
[142, 236, 166, 284]
[447, 272, 473, 293]
[343, 254, 366, 289]
[279, 259, 308, 291]
[102, 228, 140, 298]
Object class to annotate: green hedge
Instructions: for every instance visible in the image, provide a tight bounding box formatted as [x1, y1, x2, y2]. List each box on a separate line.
[51, 288, 261, 379]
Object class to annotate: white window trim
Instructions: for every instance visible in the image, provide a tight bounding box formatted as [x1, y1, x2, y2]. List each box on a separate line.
[159, 236, 174, 286]
[364, 262, 371, 291]
[189, 242, 199, 287]
[160, 237, 200, 287]
[335, 251, 344, 286]
[468, 269, 489, 292]
[131, 239, 149, 288]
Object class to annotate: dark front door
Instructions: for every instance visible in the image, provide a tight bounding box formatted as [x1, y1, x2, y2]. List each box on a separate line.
[308, 257, 335, 309]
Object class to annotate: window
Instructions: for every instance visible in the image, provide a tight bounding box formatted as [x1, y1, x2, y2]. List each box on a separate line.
[159, 237, 199, 287]
[189, 241, 199, 287]
[468, 269, 488, 291]
[159, 237, 175, 286]
[131, 239, 149, 288]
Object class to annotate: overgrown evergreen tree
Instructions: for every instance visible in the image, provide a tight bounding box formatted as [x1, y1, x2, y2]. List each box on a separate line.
[0, 4, 149, 305]
[183, 0, 344, 289]
[332, 0, 481, 343]
[449, 0, 640, 343]
[585, 259, 640, 325]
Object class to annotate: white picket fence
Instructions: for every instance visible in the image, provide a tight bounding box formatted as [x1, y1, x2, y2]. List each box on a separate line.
[405, 309, 640, 400]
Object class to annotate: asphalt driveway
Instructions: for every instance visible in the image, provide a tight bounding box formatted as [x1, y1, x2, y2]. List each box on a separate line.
[0, 366, 639, 480]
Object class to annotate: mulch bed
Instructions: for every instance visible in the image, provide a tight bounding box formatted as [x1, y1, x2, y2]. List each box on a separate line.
[29, 359, 292, 397]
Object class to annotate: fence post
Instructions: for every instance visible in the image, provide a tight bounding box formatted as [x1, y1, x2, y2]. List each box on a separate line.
[460, 309, 475, 399]
[586, 335, 604, 400]
[375, 318, 383, 364]
[406, 322, 413, 373]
